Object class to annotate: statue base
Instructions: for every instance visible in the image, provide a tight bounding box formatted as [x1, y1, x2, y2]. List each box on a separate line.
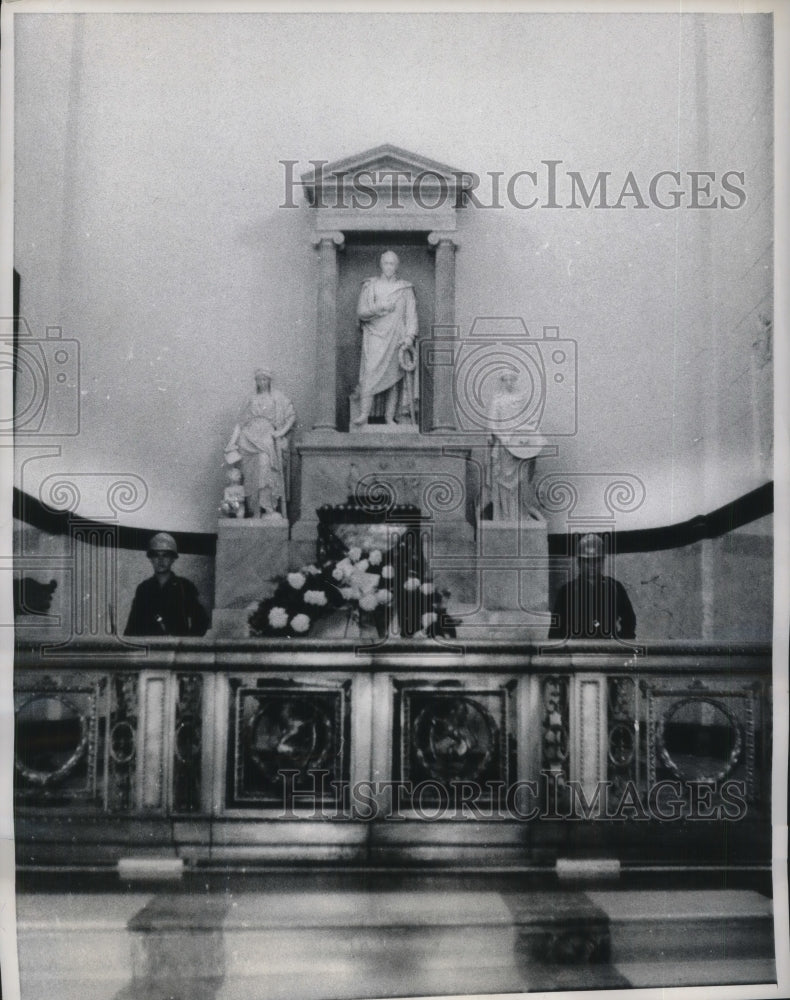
[478, 517, 549, 613]
[214, 518, 289, 611]
[348, 390, 419, 432]
[439, 517, 550, 639]
[293, 431, 476, 606]
[349, 421, 419, 434]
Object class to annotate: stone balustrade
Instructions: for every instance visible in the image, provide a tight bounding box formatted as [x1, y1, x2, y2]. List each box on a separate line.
[13, 640, 772, 869]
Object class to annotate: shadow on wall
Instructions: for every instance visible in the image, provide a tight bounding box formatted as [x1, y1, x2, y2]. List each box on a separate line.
[12, 522, 214, 643]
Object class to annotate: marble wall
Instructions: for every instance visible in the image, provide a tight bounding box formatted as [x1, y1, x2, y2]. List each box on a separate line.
[13, 514, 772, 644]
[11, 12, 773, 534]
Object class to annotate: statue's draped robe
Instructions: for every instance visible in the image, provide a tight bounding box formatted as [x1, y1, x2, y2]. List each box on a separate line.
[487, 390, 546, 521]
[356, 277, 418, 400]
[236, 389, 295, 511]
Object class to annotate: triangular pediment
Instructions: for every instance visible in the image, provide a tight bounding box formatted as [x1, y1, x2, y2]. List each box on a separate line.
[300, 144, 472, 206]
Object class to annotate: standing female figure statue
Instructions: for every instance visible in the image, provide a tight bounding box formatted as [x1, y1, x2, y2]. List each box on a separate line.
[352, 250, 418, 426]
[487, 370, 546, 521]
[225, 368, 296, 519]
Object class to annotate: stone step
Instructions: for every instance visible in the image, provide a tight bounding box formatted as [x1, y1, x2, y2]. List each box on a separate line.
[587, 889, 774, 962]
[16, 887, 776, 998]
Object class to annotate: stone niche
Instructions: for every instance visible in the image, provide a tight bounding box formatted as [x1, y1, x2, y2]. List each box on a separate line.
[300, 144, 470, 436]
[291, 145, 477, 603]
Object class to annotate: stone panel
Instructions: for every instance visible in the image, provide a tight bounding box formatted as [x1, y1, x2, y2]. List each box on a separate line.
[214, 519, 289, 610]
[479, 519, 549, 615]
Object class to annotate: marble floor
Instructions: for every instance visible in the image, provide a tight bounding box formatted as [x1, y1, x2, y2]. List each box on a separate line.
[13, 871, 777, 1000]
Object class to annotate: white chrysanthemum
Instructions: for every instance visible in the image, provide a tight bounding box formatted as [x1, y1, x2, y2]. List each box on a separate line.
[368, 549, 382, 566]
[268, 607, 288, 629]
[421, 612, 438, 628]
[304, 590, 327, 606]
[340, 587, 354, 601]
[359, 593, 378, 612]
[356, 558, 369, 572]
[380, 565, 395, 580]
[347, 547, 362, 563]
[404, 576, 421, 591]
[421, 582, 434, 595]
[291, 613, 310, 633]
[376, 589, 393, 605]
[302, 564, 320, 575]
[332, 567, 345, 581]
[287, 572, 306, 590]
[336, 558, 353, 579]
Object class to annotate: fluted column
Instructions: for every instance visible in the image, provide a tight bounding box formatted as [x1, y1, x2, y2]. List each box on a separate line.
[312, 231, 345, 429]
[428, 232, 458, 431]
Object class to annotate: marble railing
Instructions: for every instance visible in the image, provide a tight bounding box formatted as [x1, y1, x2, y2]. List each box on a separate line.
[13, 640, 772, 868]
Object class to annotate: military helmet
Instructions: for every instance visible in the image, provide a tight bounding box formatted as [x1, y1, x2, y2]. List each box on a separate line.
[147, 532, 178, 557]
[577, 533, 604, 560]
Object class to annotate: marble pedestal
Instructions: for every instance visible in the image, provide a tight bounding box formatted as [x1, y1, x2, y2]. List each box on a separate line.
[442, 519, 551, 640]
[293, 431, 476, 598]
[478, 518, 549, 614]
[348, 393, 419, 431]
[213, 519, 289, 636]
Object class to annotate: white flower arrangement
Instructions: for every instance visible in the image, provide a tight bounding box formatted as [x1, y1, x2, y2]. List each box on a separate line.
[335, 558, 353, 579]
[291, 613, 310, 633]
[359, 593, 378, 612]
[268, 607, 288, 629]
[249, 533, 454, 640]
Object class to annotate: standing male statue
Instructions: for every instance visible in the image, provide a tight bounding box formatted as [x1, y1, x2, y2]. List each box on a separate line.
[352, 251, 418, 426]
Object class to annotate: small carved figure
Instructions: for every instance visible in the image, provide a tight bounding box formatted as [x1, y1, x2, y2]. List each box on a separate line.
[352, 251, 418, 426]
[487, 370, 546, 521]
[224, 368, 296, 519]
[219, 467, 246, 518]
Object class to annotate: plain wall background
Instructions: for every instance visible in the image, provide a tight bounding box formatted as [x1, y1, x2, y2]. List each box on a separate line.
[12, 12, 773, 535]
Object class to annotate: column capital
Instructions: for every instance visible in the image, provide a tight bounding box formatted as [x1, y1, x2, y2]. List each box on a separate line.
[427, 231, 458, 249]
[311, 230, 346, 250]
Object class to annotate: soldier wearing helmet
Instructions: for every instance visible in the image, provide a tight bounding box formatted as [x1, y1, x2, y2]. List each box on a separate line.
[548, 533, 636, 641]
[124, 532, 209, 636]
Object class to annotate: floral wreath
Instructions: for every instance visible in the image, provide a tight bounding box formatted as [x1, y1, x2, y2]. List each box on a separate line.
[398, 342, 417, 372]
[248, 530, 455, 640]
